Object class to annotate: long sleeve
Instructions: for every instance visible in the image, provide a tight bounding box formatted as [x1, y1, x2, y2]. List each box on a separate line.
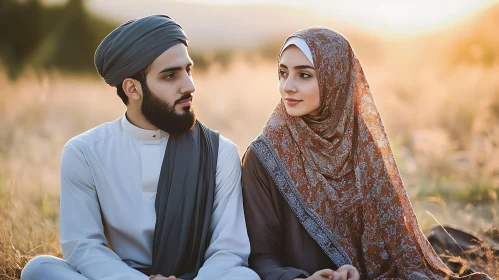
[193, 140, 260, 280]
[241, 149, 309, 280]
[59, 144, 148, 280]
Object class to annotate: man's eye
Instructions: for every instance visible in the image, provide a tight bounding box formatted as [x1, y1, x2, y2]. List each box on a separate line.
[163, 73, 174, 79]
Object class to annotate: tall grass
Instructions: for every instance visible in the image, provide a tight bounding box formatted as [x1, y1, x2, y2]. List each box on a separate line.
[1, 40, 498, 279]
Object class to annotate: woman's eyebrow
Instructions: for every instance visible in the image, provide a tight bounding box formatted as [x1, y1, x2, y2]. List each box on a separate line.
[294, 65, 315, 70]
[279, 64, 315, 70]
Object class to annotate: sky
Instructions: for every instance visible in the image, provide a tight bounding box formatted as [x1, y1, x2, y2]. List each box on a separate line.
[172, 0, 498, 34]
[42, 0, 499, 35]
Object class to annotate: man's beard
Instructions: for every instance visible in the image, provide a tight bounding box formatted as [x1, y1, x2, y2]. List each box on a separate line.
[141, 82, 196, 135]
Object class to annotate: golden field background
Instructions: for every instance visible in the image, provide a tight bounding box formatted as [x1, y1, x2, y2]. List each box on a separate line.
[1, 1, 499, 279]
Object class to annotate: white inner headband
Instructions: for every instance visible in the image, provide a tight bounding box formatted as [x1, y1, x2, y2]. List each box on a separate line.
[280, 37, 314, 66]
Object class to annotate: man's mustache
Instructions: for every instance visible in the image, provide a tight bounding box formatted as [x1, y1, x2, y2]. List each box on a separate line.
[175, 93, 193, 105]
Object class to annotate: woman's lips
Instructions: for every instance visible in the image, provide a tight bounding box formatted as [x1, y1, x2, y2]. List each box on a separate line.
[285, 98, 302, 106]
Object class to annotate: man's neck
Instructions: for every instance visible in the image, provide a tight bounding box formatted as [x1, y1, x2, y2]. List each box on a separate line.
[125, 107, 158, 131]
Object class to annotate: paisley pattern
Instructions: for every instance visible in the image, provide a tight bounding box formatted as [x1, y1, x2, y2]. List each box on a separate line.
[258, 27, 490, 279]
[250, 134, 352, 268]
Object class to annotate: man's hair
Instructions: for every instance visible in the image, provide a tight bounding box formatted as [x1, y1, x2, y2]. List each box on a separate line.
[116, 65, 151, 105]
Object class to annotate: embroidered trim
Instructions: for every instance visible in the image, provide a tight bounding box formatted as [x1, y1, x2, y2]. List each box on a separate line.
[250, 134, 352, 267]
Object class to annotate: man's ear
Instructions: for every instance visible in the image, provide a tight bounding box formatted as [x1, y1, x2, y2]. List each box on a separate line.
[122, 78, 143, 102]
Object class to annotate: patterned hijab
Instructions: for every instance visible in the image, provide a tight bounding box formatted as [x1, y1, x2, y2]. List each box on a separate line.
[261, 27, 489, 279]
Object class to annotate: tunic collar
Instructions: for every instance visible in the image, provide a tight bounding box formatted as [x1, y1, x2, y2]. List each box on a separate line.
[121, 113, 169, 141]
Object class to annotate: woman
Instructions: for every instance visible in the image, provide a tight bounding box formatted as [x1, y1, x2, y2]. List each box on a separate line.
[241, 27, 491, 280]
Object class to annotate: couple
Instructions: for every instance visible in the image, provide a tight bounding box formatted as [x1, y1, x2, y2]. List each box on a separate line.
[21, 15, 490, 280]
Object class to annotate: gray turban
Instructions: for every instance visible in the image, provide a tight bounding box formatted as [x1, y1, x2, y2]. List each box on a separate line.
[95, 14, 188, 87]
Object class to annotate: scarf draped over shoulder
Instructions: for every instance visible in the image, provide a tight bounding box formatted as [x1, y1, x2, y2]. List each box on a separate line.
[250, 27, 490, 279]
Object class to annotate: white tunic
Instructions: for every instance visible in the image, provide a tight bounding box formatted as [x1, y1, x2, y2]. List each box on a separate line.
[59, 114, 259, 280]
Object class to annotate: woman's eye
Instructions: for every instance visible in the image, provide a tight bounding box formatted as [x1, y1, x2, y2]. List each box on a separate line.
[163, 73, 174, 79]
[279, 70, 288, 78]
[300, 72, 311, 78]
[187, 68, 193, 76]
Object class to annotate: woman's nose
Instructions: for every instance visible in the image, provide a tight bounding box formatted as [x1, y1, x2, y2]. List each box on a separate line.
[283, 78, 297, 93]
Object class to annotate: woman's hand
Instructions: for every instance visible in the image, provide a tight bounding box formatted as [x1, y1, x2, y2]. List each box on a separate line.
[294, 268, 334, 280]
[294, 265, 360, 280]
[332, 265, 360, 280]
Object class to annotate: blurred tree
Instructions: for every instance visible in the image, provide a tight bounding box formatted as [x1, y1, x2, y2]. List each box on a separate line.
[36, 0, 116, 72]
[449, 4, 499, 68]
[0, 0, 44, 79]
[0, 0, 117, 79]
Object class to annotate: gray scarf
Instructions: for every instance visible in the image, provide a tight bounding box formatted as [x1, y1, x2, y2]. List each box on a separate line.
[151, 121, 219, 279]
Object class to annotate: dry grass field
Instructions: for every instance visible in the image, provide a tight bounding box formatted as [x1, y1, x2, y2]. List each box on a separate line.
[1, 5, 499, 278]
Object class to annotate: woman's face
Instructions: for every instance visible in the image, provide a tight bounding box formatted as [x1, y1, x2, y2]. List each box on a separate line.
[278, 45, 320, 117]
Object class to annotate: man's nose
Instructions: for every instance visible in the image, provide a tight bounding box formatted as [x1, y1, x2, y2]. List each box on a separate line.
[180, 73, 195, 95]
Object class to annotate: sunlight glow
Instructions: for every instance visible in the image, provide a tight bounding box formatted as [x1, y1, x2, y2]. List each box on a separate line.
[174, 0, 498, 34]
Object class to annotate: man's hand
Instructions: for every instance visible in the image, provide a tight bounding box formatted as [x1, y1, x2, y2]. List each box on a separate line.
[294, 265, 360, 280]
[149, 275, 183, 280]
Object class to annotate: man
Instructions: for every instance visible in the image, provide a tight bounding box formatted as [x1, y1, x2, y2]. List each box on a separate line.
[21, 15, 260, 280]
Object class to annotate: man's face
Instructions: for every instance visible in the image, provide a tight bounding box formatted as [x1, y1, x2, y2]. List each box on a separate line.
[140, 43, 196, 134]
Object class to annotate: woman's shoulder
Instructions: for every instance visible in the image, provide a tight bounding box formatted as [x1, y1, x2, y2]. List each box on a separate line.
[241, 146, 278, 200]
[242, 145, 275, 180]
[242, 146, 260, 170]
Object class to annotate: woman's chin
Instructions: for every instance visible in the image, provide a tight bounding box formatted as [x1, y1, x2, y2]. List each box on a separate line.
[285, 107, 311, 118]
[285, 109, 302, 117]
